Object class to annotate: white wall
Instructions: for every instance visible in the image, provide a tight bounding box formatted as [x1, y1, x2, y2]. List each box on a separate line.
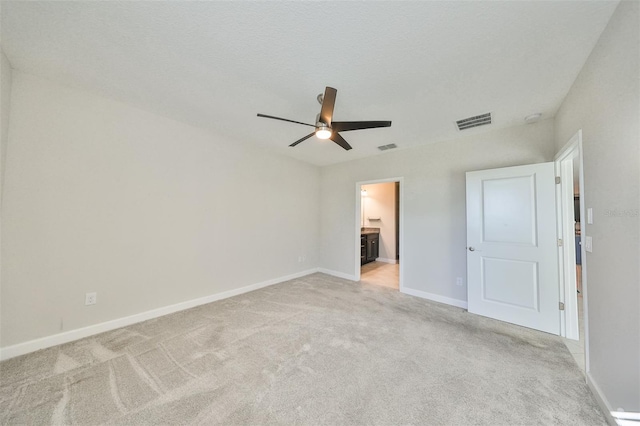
[361, 182, 396, 262]
[1, 48, 12, 202]
[1, 48, 13, 351]
[321, 119, 555, 303]
[554, 0, 639, 412]
[1, 71, 320, 348]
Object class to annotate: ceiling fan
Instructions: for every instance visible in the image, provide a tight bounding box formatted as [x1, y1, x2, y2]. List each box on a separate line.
[257, 87, 392, 151]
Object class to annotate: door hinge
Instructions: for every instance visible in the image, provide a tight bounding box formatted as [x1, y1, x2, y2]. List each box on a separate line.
[558, 238, 563, 247]
[559, 302, 565, 311]
[555, 176, 561, 184]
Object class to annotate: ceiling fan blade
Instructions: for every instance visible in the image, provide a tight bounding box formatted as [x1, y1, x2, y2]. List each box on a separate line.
[330, 132, 352, 151]
[289, 132, 316, 147]
[331, 121, 392, 132]
[257, 113, 315, 127]
[319, 87, 337, 125]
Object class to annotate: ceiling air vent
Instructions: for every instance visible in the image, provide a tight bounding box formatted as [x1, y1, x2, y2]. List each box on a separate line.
[456, 112, 492, 131]
[377, 143, 397, 151]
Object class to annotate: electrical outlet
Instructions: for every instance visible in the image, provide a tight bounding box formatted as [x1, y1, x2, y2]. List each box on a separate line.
[85, 292, 97, 305]
[456, 277, 464, 286]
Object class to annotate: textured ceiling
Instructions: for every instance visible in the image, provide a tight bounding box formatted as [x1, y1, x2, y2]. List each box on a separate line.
[1, 1, 619, 166]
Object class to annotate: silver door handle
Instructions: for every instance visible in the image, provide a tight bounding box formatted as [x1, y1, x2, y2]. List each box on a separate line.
[468, 247, 475, 251]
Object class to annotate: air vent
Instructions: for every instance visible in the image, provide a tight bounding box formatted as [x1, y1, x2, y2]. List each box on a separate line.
[377, 143, 397, 151]
[456, 112, 492, 131]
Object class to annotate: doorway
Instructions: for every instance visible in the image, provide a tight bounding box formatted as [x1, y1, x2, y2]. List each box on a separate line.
[463, 136, 587, 368]
[355, 178, 403, 290]
[555, 130, 587, 372]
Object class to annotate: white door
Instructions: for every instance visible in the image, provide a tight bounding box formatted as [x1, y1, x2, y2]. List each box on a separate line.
[466, 162, 560, 335]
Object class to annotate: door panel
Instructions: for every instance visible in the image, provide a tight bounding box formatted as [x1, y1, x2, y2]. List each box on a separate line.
[482, 257, 539, 310]
[466, 162, 560, 335]
[482, 176, 536, 245]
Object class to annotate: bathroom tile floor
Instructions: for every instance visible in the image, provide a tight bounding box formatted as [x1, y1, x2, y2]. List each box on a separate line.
[360, 261, 399, 290]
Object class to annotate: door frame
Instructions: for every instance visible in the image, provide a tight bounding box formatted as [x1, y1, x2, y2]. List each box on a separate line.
[355, 177, 404, 291]
[554, 130, 588, 355]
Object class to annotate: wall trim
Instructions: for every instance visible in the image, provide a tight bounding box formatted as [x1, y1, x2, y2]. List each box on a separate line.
[586, 372, 617, 426]
[375, 257, 398, 264]
[401, 287, 468, 309]
[318, 268, 358, 281]
[0, 268, 319, 361]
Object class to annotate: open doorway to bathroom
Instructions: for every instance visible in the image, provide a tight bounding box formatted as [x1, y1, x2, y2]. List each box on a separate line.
[357, 179, 401, 290]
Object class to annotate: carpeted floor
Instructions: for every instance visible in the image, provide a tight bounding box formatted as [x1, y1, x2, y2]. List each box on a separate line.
[0, 273, 605, 425]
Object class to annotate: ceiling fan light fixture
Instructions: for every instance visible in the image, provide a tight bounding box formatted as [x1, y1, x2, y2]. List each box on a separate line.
[315, 124, 331, 140]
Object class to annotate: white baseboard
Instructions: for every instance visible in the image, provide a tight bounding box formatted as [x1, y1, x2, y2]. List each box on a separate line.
[401, 287, 468, 309]
[0, 268, 319, 361]
[317, 268, 358, 281]
[586, 371, 617, 426]
[375, 257, 397, 264]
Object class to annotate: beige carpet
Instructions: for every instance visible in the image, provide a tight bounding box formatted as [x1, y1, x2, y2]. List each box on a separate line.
[0, 273, 605, 425]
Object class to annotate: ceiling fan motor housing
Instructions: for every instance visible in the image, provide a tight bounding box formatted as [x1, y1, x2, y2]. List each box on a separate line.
[314, 113, 327, 128]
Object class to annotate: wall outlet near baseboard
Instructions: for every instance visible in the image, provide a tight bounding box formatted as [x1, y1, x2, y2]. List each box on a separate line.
[85, 292, 97, 305]
[456, 277, 464, 286]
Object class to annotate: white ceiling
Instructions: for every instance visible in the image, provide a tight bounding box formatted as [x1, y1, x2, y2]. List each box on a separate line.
[1, 1, 619, 166]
